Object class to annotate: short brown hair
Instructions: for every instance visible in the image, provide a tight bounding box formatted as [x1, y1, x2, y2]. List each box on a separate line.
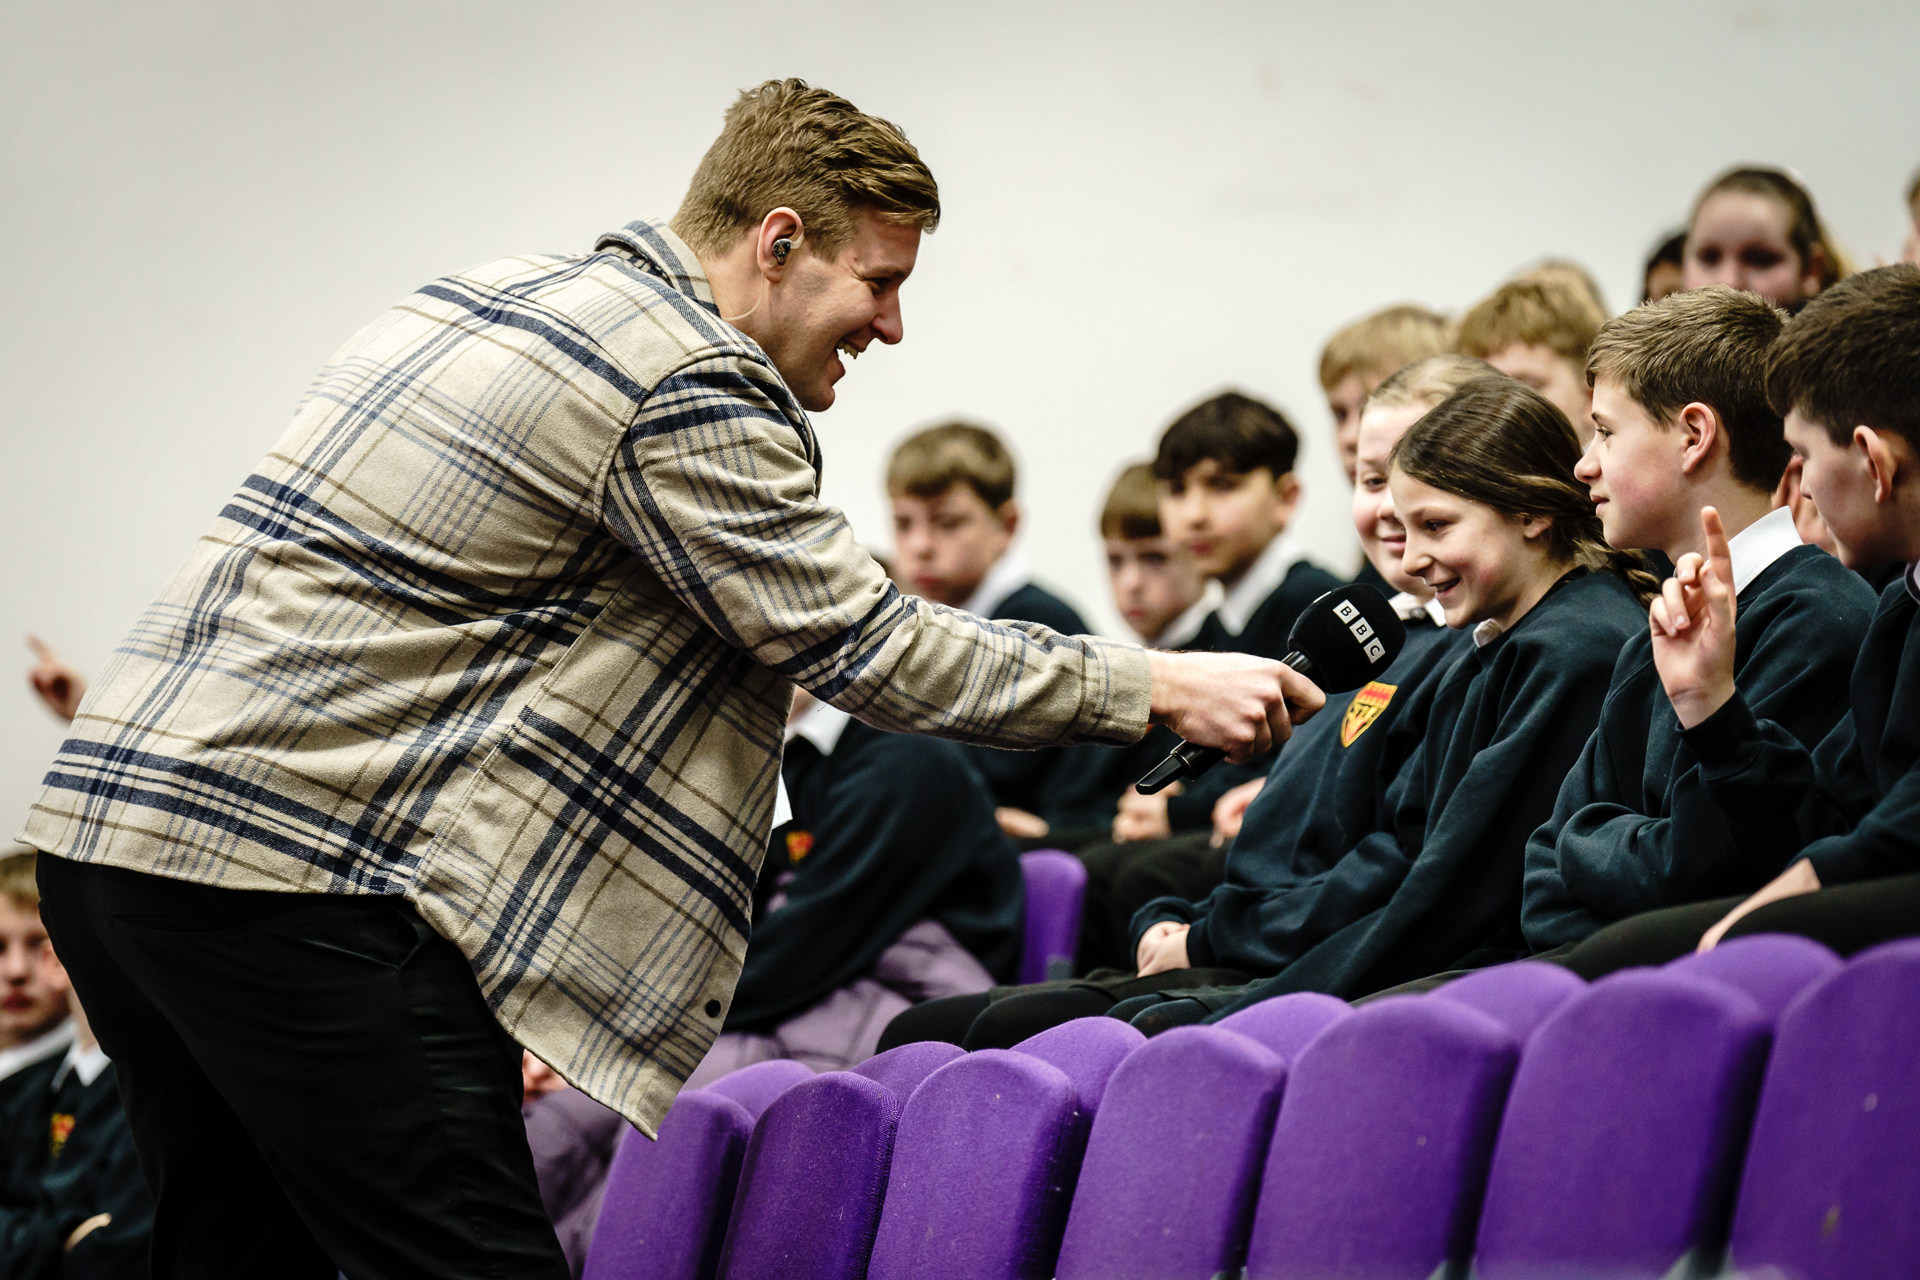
[1154, 391, 1300, 482]
[1455, 277, 1608, 368]
[0, 847, 39, 911]
[1366, 354, 1499, 415]
[1518, 258, 1609, 318]
[672, 79, 940, 260]
[1100, 463, 1163, 539]
[886, 421, 1016, 509]
[1766, 264, 1920, 448]
[1318, 305, 1453, 392]
[1587, 287, 1790, 492]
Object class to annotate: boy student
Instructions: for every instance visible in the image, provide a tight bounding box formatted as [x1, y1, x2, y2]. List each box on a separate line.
[1455, 274, 1608, 446]
[0, 849, 73, 1109]
[886, 420, 1091, 828]
[1521, 288, 1876, 952]
[1318, 304, 1452, 486]
[1560, 264, 1920, 972]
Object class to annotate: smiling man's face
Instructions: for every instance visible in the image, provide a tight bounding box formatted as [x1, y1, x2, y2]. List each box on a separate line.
[757, 213, 920, 411]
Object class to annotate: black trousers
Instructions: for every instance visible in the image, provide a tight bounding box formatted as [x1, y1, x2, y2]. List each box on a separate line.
[1074, 834, 1225, 974]
[37, 856, 570, 1280]
[877, 966, 1251, 1052]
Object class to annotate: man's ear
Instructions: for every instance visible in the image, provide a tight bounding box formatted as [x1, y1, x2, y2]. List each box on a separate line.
[1857, 425, 1905, 505]
[757, 207, 805, 278]
[1677, 402, 1719, 476]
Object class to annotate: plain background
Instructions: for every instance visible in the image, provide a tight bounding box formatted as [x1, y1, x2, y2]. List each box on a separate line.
[5, 0, 1919, 835]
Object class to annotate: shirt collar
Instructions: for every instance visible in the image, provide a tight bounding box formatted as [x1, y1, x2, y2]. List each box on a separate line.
[52, 1039, 111, 1089]
[963, 552, 1034, 619]
[785, 699, 852, 757]
[593, 220, 719, 316]
[1726, 505, 1803, 596]
[1217, 533, 1306, 635]
[1388, 591, 1447, 626]
[1150, 581, 1225, 648]
[0, 1018, 75, 1083]
[1471, 618, 1505, 649]
[1906, 563, 1920, 603]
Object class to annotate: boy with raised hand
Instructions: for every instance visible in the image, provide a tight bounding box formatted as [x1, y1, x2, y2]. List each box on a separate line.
[1522, 288, 1876, 952]
[1563, 264, 1920, 969]
[1456, 274, 1608, 445]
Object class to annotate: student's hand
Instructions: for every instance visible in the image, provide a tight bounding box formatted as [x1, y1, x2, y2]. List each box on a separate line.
[1113, 785, 1175, 843]
[1135, 921, 1191, 975]
[1210, 779, 1264, 848]
[1649, 507, 1739, 730]
[521, 1051, 565, 1101]
[995, 807, 1050, 840]
[65, 1213, 112, 1251]
[27, 635, 87, 721]
[1697, 859, 1822, 952]
[1146, 650, 1323, 764]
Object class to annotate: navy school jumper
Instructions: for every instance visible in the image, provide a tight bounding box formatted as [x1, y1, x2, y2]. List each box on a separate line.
[1523, 544, 1875, 949]
[1676, 569, 1920, 889]
[728, 721, 1024, 1031]
[1202, 569, 1645, 1007]
[1131, 616, 1469, 969]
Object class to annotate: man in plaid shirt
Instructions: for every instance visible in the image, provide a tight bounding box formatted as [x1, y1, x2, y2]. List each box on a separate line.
[21, 80, 1314, 1275]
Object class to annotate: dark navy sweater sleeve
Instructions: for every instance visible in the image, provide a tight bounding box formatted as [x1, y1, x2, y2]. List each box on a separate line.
[1203, 570, 1643, 1003]
[728, 723, 1023, 1029]
[1522, 548, 1874, 949]
[1679, 578, 1920, 887]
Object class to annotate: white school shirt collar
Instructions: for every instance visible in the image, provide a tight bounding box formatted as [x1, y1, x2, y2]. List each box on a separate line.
[1907, 563, 1920, 604]
[1726, 505, 1803, 597]
[1149, 581, 1225, 649]
[785, 699, 852, 758]
[0, 1018, 76, 1084]
[963, 551, 1034, 619]
[1217, 534, 1307, 636]
[51, 1038, 112, 1089]
[1389, 591, 1448, 627]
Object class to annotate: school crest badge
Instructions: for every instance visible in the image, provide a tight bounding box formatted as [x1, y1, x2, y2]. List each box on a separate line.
[785, 829, 814, 864]
[49, 1112, 75, 1159]
[1341, 681, 1397, 747]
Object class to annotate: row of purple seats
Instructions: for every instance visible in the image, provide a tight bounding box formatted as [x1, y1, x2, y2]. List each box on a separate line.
[586, 935, 1919, 1279]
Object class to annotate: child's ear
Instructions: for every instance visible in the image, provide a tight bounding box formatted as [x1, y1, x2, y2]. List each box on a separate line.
[1518, 513, 1555, 541]
[1271, 470, 1303, 518]
[1678, 402, 1719, 475]
[996, 499, 1021, 538]
[1857, 426, 1904, 505]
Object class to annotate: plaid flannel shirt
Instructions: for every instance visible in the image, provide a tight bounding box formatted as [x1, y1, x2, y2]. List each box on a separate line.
[20, 221, 1150, 1132]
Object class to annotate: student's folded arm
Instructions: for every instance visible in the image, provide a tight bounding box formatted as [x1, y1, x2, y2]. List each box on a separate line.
[1680, 694, 1870, 871]
[603, 356, 1149, 749]
[1797, 765, 1920, 887]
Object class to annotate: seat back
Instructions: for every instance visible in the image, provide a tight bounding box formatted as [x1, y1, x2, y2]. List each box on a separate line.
[1018, 850, 1088, 982]
[1665, 932, 1843, 1021]
[702, 1057, 815, 1120]
[1247, 997, 1518, 1280]
[1214, 990, 1351, 1060]
[1474, 970, 1771, 1279]
[716, 1072, 901, 1280]
[1727, 939, 1920, 1279]
[851, 1039, 965, 1102]
[1432, 960, 1586, 1042]
[1055, 1027, 1287, 1280]
[865, 1050, 1084, 1280]
[582, 1091, 753, 1280]
[1012, 1015, 1144, 1115]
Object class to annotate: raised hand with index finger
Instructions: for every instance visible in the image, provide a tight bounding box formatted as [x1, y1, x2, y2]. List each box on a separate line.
[1649, 506, 1739, 729]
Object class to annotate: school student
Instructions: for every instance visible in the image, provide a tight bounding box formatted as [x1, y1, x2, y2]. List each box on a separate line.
[1521, 288, 1876, 952]
[1682, 165, 1849, 311]
[1560, 264, 1920, 974]
[1455, 273, 1608, 444]
[0, 851, 73, 1116]
[1318, 304, 1454, 486]
[690, 690, 1024, 1082]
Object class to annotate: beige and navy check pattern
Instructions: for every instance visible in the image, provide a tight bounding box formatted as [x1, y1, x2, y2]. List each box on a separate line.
[20, 222, 1150, 1132]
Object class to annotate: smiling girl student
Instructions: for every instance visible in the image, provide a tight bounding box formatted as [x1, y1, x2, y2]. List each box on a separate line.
[1684, 165, 1851, 311]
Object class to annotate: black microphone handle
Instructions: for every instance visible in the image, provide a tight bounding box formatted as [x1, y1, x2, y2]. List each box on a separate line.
[1134, 651, 1316, 795]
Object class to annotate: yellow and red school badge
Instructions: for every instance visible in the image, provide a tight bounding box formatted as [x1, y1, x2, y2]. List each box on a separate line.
[49, 1113, 75, 1159]
[785, 829, 814, 864]
[1341, 681, 1397, 747]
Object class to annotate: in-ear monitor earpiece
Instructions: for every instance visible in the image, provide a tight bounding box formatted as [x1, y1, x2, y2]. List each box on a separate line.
[772, 237, 792, 265]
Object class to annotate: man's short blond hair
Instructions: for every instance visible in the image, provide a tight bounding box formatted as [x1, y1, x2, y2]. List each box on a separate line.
[0, 847, 39, 911]
[1455, 276, 1608, 368]
[1100, 463, 1163, 540]
[1318, 305, 1453, 393]
[886, 422, 1016, 509]
[672, 78, 940, 261]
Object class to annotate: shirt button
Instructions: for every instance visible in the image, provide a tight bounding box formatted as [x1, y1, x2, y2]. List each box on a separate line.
[704, 999, 722, 1018]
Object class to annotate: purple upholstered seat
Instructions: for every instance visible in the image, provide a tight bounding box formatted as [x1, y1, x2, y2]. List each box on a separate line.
[1725, 938, 1920, 1279]
[1432, 960, 1587, 1042]
[582, 1090, 754, 1280]
[865, 1050, 1085, 1280]
[1665, 931, 1844, 1022]
[1055, 1027, 1288, 1280]
[1245, 996, 1519, 1280]
[701, 1057, 815, 1120]
[851, 1039, 965, 1102]
[1474, 970, 1771, 1280]
[1012, 1015, 1145, 1115]
[1214, 990, 1352, 1060]
[716, 1071, 901, 1280]
[1018, 850, 1087, 983]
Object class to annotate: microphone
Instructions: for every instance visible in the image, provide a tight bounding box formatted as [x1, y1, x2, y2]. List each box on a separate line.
[1135, 584, 1408, 795]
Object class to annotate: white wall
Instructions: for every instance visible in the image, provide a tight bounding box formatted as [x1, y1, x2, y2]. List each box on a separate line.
[4, 0, 1918, 835]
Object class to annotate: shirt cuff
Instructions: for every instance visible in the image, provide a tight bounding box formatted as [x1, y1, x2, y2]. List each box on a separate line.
[1076, 637, 1153, 745]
